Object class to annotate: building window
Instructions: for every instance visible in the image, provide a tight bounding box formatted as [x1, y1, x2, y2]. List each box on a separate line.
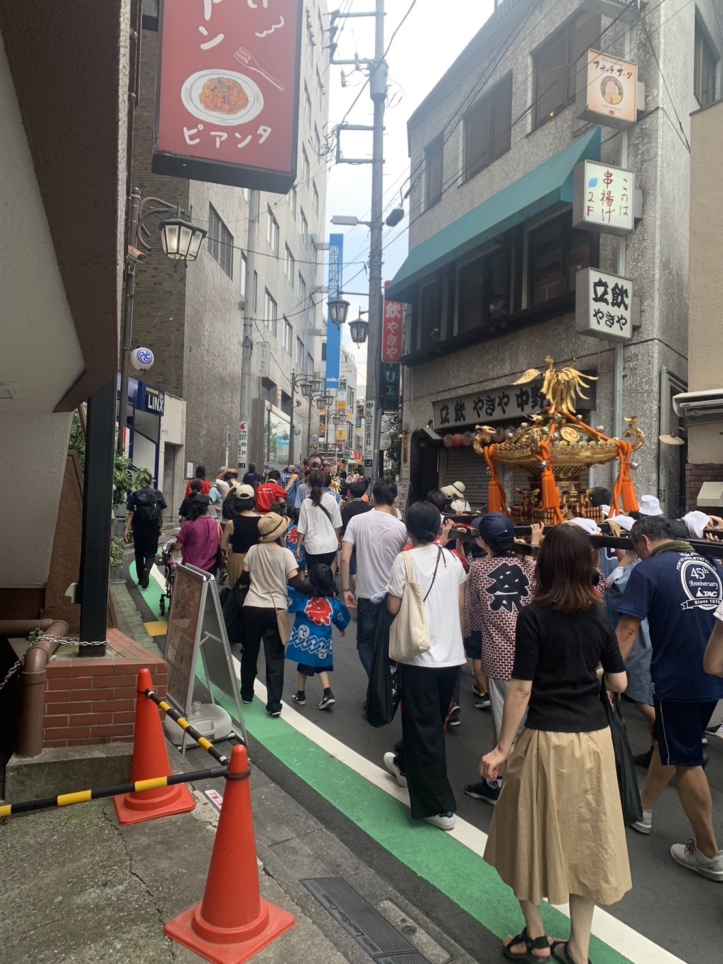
[304, 82, 312, 124]
[243, 188, 250, 202]
[463, 73, 512, 181]
[308, 295, 316, 325]
[298, 272, 307, 306]
[425, 133, 444, 209]
[302, 148, 310, 184]
[695, 21, 718, 107]
[321, 341, 327, 362]
[300, 209, 308, 245]
[264, 289, 278, 336]
[314, 125, 321, 157]
[284, 245, 295, 282]
[306, 17, 314, 61]
[208, 204, 234, 278]
[266, 206, 279, 255]
[533, 15, 600, 129]
[253, 270, 258, 312]
[296, 336, 305, 368]
[312, 181, 320, 215]
[316, 66, 324, 106]
[456, 242, 512, 335]
[283, 317, 293, 353]
[288, 184, 297, 218]
[307, 351, 314, 375]
[240, 252, 247, 302]
[528, 212, 594, 306]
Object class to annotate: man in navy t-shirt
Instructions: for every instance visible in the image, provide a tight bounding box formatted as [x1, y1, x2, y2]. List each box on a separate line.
[617, 515, 723, 882]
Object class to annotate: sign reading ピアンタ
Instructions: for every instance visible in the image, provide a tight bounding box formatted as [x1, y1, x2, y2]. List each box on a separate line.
[154, 0, 303, 193]
[576, 49, 638, 130]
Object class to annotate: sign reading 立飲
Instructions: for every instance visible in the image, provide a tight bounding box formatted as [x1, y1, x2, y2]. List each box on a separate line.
[576, 50, 638, 130]
[573, 161, 637, 236]
[575, 268, 634, 343]
[154, 0, 303, 193]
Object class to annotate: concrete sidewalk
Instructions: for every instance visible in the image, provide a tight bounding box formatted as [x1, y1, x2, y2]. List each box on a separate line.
[0, 738, 482, 964]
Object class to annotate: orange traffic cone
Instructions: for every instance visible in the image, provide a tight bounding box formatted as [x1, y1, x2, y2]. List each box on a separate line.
[165, 744, 295, 964]
[114, 668, 195, 826]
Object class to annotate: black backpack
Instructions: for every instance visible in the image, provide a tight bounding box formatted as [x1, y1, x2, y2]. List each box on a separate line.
[135, 487, 160, 525]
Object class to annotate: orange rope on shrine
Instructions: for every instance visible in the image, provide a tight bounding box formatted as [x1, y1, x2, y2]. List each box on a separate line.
[484, 448, 508, 515]
[533, 440, 564, 525]
[612, 440, 639, 515]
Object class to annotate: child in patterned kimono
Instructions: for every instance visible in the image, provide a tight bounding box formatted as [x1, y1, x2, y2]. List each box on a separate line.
[287, 564, 350, 710]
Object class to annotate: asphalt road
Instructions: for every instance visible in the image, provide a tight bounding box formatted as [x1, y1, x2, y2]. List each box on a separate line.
[126, 549, 723, 964]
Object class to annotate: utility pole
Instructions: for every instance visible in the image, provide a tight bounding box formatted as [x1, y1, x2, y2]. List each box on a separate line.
[367, 0, 387, 480]
[239, 189, 260, 471]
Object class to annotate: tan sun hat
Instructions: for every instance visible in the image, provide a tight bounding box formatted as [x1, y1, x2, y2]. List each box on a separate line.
[441, 481, 466, 500]
[258, 512, 290, 543]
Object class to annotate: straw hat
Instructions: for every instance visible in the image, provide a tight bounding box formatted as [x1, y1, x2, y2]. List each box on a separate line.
[258, 512, 290, 543]
[441, 481, 467, 500]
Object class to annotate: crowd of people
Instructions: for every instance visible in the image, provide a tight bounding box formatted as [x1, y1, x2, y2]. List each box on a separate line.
[124, 460, 723, 964]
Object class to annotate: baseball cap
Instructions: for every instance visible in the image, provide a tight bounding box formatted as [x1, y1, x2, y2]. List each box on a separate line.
[638, 495, 663, 517]
[473, 512, 514, 542]
[230, 483, 255, 499]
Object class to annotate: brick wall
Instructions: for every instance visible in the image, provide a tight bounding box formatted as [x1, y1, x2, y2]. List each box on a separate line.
[685, 463, 723, 511]
[42, 630, 166, 748]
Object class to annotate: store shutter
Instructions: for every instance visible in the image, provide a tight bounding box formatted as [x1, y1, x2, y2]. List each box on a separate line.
[441, 448, 488, 511]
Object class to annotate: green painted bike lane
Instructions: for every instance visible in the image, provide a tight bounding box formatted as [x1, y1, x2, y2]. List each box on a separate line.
[137, 573, 633, 964]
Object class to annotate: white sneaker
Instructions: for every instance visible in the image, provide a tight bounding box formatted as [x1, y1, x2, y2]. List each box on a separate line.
[383, 752, 407, 788]
[632, 810, 653, 834]
[423, 811, 455, 831]
[670, 840, 723, 881]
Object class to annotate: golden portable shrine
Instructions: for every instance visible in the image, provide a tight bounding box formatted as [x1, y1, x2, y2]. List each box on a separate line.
[472, 357, 645, 526]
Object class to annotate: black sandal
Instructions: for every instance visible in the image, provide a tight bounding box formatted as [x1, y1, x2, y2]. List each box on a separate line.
[502, 927, 551, 961]
[551, 940, 592, 964]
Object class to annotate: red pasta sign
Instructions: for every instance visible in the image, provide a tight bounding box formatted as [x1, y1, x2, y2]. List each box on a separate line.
[154, 0, 303, 193]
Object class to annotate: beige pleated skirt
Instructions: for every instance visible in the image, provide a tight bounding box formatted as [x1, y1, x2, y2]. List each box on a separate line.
[484, 727, 632, 907]
[226, 551, 246, 588]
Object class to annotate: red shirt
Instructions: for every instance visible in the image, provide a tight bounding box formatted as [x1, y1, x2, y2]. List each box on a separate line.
[255, 482, 289, 513]
[185, 479, 212, 498]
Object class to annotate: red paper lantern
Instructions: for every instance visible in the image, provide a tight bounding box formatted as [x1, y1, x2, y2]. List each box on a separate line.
[443, 434, 454, 448]
[453, 433, 464, 447]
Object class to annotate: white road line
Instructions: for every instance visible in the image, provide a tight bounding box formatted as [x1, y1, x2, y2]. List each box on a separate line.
[245, 678, 685, 964]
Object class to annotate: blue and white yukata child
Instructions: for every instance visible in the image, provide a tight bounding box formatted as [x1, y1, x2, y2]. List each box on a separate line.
[286, 578, 350, 711]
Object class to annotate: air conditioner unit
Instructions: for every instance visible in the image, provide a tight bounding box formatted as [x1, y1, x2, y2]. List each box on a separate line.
[673, 389, 723, 422]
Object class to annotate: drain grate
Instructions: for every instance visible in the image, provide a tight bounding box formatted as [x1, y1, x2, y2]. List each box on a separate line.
[301, 878, 430, 963]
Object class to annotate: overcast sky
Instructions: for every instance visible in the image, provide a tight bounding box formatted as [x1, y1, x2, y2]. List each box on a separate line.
[324, 0, 496, 388]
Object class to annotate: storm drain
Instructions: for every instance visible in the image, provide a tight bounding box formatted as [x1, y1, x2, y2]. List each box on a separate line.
[301, 877, 436, 963]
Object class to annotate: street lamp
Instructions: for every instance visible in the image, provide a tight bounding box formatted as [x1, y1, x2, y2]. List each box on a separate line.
[328, 295, 350, 327]
[349, 310, 369, 346]
[117, 189, 207, 452]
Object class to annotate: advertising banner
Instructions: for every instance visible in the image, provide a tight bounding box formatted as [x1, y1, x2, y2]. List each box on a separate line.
[575, 268, 634, 343]
[382, 284, 403, 362]
[576, 49, 638, 130]
[154, 0, 303, 193]
[325, 233, 343, 391]
[573, 161, 636, 236]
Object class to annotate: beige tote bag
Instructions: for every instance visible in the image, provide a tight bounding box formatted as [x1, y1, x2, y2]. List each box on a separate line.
[389, 548, 442, 662]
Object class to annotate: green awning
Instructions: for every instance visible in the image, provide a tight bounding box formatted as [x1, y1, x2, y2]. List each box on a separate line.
[386, 127, 601, 303]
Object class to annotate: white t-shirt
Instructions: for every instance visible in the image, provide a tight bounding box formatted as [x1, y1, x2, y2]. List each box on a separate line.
[388, 545, 467, 668]
[298, 492, 342, 554]
[344, 510, 408, 599]
[243, 543, 297, 609]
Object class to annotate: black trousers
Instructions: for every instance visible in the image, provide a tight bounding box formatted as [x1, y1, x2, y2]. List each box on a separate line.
[241, 607, 285, 713]
[132, 525, 160, 583]
[397, 663, 459, 820]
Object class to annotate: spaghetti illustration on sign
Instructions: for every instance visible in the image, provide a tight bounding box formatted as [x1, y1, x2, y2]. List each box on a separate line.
[200, 76, 249, 114]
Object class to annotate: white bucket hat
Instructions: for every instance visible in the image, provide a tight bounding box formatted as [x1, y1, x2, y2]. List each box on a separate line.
[609, 514, 635, 532]
[441, 481, 466, 500]
[638, 495, 663, 517]
[568, 517, 602, 535]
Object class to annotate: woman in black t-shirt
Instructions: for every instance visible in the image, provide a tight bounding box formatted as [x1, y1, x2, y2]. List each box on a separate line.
[481, 524, 630, 964]
[220, 485, 261, 586]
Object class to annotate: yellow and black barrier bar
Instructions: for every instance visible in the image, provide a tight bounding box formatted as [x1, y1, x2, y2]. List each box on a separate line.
[0, 764, 228, 819]
[143, 688, 230, 766]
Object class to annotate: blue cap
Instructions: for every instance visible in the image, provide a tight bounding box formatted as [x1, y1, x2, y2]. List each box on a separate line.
[473, 512, 514, 542]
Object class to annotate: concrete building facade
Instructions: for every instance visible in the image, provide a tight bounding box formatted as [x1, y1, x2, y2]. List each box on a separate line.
[388, 0, 721, 515]
[131, 1, 331, 504]
[681, 97, 723, 508]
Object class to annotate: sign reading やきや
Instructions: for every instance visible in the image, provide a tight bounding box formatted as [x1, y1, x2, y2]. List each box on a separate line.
[154, 0, 303, 193]
[575, 268, 633, 343]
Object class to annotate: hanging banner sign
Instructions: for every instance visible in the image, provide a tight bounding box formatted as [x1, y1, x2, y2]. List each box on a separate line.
[575, 268, 634, 343]
[325, 233, 343, 391]
[364, 400, 375, 468]
[576, 49, 638, 130]
[256, 342, 270, 377]
[380, 363, 400, 412]
[154, 0, 303, 193]
[573, 161, 636, 236]
[382, 283, 403, 362]
[237, 420, 248, 470]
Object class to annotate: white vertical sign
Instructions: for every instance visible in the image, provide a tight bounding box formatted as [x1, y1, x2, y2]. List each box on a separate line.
[573, 161, 636, 236]
[364, 400, 376, 469]
[237, 420, 248, 469]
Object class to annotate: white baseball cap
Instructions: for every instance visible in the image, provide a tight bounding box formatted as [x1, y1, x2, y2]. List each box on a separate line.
[568, 517, 602, 535]
[638, 495, 663, 517]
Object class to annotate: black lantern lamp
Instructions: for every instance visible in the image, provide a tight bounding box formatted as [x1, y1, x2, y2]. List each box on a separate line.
[348, 313, 369, 345]
[159, 215, 208, 262]
[327, 295, 350, 327]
